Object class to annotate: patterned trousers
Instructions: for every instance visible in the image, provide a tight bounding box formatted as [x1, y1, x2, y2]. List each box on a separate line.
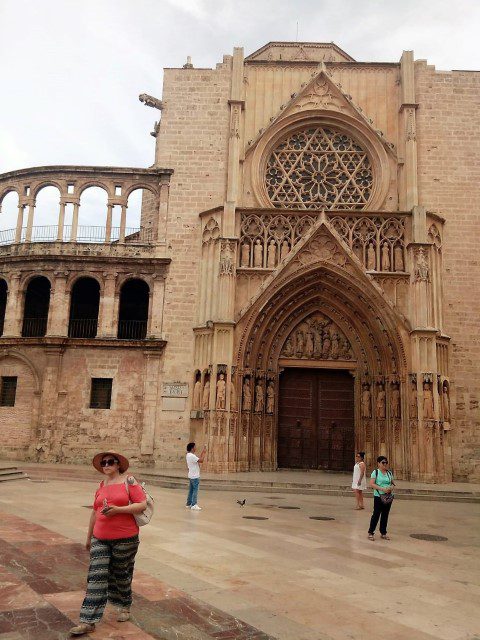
[79, 535, 139, 624]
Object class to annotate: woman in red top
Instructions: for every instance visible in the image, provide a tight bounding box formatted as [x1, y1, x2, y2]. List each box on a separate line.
[70, 451, 146, 636]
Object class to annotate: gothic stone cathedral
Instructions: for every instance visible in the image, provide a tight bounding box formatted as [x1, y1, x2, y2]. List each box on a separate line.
[0, 42, 479, 483]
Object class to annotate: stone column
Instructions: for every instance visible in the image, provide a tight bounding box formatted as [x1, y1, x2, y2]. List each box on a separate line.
[57, 201, 66, 241]
[15, 203, 24, 243]
[38, 346, 64, 461]
[148, 275, 165, 338]
[400, 50, 419, 211]
[70, 202, 80, 241]
[2, 273, 22, 336]
[105, 203, 113, 242]
[157, 175, 170, 242]
[140, 351, 162, 457]
[25, 203, 35, 242]
[98, 272, 117, 337]
[47, 272, 69, 336]
[119, 205, 127, 242]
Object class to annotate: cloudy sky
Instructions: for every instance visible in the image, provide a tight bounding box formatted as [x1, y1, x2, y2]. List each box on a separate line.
[1, 0, 479, 227]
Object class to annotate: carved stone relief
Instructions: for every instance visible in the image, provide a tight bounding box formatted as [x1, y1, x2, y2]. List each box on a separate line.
[292, 77, 346, 112]
[219, 240, 235, 276]
[280, 312, 354, 361]
[296, 234, 348, 268]
[361, 383, 372, 418]
[414, 247, 430, 282]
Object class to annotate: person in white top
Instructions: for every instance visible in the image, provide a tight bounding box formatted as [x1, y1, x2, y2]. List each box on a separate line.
[186, 442, 207, 510]
[352, 451, 367, 510]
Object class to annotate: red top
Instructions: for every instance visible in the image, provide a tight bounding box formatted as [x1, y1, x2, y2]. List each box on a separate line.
[92, 481, 145, 540]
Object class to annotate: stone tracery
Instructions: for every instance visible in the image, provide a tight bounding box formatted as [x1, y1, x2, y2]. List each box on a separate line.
[265, 126, 373, 210]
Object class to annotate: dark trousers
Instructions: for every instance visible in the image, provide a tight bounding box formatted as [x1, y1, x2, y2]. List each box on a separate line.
[80, 535, 139, 624]
[368, 496, 392, 535]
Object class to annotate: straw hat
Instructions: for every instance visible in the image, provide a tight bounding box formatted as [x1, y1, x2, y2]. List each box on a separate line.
[92, 451, 129, 474]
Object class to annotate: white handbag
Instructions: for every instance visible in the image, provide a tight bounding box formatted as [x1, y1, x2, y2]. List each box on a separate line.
[125, 478, 154, 526]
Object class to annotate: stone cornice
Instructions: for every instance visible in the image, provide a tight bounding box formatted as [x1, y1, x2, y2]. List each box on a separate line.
[0, 337, 167, 350]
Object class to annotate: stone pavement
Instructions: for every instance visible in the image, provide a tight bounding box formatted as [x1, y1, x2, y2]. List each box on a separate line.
[1, 479, 480, 639]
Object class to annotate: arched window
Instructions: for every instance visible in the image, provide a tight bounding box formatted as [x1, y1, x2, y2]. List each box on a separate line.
[22, 276, 51, 337]
[265, 126, 373, 210]
[117, 279, 149, 339]
[0, 279, 7, 336]
[68, 278, 100, 338]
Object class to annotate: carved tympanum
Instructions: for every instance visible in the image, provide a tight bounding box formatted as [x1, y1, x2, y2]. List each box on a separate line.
[280, 312, 354, 361]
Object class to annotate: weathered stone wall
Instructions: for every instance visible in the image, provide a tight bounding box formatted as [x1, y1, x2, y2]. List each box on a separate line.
[154, 60, 232, 461]
[0, 355, 37, 456]
[416, 63, 480, 481]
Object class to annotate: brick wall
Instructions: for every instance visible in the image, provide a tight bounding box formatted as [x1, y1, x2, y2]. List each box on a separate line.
[154, 61, 232, 463]
[416, 62, 480, 480]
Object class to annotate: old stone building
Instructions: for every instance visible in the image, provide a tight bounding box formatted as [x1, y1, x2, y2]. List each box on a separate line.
[0, 42, 479, 482]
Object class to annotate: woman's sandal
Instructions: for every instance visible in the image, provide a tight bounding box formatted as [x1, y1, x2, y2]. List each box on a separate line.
[368, 533, 375, 541]
[381, 535, 391, 540]
[69, 623, 95, 636]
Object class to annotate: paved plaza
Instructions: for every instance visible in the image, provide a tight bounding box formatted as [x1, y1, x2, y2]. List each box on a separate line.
[0, 479, 479, 640]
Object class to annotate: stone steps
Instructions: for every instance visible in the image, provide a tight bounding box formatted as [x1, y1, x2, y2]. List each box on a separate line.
[19, 465, 480, 502]
[0, 466, 29, 482]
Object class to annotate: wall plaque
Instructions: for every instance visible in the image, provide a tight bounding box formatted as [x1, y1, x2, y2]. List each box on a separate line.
[162, 382, 188, 398]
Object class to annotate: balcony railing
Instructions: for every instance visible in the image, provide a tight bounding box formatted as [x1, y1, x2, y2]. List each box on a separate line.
[117, 320, 148, 340]
[0, 225, 154, 246]
[68, 318, 98, 339]
[22, 317, 48, 337]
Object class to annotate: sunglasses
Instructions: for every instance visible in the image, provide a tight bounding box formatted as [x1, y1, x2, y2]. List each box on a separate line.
[381, 461, 388, 464]
[100, 458, 118, 467]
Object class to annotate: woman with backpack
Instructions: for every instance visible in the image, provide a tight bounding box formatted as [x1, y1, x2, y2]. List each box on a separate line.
[70, 451, 147, 636]
[368, 455, 395, 541]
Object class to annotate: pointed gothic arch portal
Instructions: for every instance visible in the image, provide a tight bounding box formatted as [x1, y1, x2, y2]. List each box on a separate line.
[234, 262, 410, 478]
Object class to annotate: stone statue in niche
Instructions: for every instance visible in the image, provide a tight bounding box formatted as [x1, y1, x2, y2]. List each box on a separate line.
[415, 248, 430, 282]
[409, 380, 418, 419]
[215, 373, 226, 410]
[313, 325, 323, 356]
[280, 240, 290, 261]
[361, 383, 372, 419]
[442, 382, 450, 422]
[253, 239, 263, 267]
[367, 242, 376, 270]
[322, 330, 332, 358]
[381, 243, 391, 271]
[230, 380, 237, 411]
[240, 242, 250, 267]
[376, 384, 386, 419]
[390, 383, 401, 419]
[423, 381, 434, 420]
[305, 330, 314, 358]
[394, 244, 404, 272]
[220, 241, 234, 275]
[330, 331, 339, 359]
[266, 381, 275, 414]
[267, 240, 277, 268]
[242, 379, 252, 411]
[192, 378, 202, 410]
[295, 330, 304, 357]
[254, 379, 264, 413]
[283, 337, 294, 357]
[202, 379, 210, 411]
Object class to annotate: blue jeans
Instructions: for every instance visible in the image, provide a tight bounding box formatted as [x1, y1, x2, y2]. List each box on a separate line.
[186, 478, 200, 506]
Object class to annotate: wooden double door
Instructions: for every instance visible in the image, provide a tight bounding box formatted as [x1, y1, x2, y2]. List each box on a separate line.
[278, 368, 355, 471]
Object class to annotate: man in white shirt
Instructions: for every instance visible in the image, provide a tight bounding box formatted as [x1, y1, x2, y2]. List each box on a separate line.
[186, 442, 207, 510]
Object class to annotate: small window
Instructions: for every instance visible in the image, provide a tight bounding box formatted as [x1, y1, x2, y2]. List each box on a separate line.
[115, 185, 122, 196]
[90, 378, 112, 409]
[0, 376, 17, 407]
[67, 183, 75, 194]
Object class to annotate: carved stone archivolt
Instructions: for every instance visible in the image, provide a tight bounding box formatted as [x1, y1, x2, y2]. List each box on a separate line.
[265, 126, 373, 210]
[280, 312, 354, 361]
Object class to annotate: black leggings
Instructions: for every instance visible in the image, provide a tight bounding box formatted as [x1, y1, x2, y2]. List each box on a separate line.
[368, 496, 392, 535]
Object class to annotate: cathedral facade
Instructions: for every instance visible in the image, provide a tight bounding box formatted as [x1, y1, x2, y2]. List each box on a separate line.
[0, 42, 479, 483]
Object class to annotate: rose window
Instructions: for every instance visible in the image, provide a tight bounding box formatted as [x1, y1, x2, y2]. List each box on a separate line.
[265, 126, 373, 210]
